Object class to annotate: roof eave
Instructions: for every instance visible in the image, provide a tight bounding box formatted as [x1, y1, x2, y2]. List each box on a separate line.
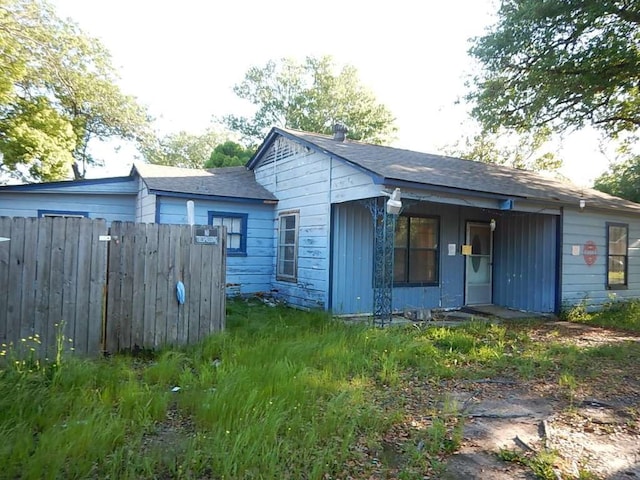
[149, 189, 278, 204]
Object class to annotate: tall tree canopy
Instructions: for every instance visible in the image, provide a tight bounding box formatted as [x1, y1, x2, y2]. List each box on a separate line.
[594, 154, 640, 202]
[224, 55, 397, 145]
[0, 0, 151, 182]
[444, 127, 562, 173]
[468, 0, 640, 138]
[141, 129, 225, 169]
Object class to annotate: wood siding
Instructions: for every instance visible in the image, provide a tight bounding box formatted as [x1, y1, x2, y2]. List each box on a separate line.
[0, 192, 136, 223]
[254, 143, 330, 309]
[562, 208, 640, 308]
[136, 179, 156, 223]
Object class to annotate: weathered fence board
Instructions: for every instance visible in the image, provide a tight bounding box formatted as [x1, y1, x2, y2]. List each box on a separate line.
[0, 217, 225, 357]
[0, 217, 109, 358]
[104, 221, 226, 353]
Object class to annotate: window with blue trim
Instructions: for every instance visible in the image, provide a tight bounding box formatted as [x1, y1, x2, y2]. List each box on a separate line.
[208, 211, 248, 256]
[38, 209, 88, 218]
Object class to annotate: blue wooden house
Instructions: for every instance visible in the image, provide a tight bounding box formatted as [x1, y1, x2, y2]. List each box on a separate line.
[1, 126, 639, 315]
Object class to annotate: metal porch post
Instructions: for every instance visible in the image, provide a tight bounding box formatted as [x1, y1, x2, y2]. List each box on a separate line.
[363, 197, 396, 327]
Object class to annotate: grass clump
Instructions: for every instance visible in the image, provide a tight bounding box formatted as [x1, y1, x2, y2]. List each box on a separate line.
[498, 448, 559, 479]
[562, 298, 640, 332]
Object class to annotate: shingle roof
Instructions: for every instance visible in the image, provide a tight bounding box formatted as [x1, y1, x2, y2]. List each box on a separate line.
[133, 163, 277, 202]
[270, 128, 640, 213]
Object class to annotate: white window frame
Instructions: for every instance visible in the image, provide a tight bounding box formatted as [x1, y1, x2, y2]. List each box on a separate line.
[277, 211, 299, 282]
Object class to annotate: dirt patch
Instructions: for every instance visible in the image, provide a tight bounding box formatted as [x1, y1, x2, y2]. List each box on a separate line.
[442, 322, 640, 479]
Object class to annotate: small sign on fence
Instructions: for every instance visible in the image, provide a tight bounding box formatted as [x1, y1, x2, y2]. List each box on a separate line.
[194, 226, 219, 245]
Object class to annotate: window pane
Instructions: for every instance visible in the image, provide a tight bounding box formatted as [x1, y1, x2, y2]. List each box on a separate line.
[281, 261, 294, 276]
[228, 233, 241, 249]
[409, 250, 437, 283]
[609, 226, 628, 255]
[608, 256, 626, 285]
[395, 216, 408, 247]
[394, 247, 407, 282]
[284, 230, 296, 244]
[211, 217, 222, 226]
[285, 245, 295, 260]
[283, 215, 296, 230]
[411, 218, 437, 248]
[231, 218, 241, 233]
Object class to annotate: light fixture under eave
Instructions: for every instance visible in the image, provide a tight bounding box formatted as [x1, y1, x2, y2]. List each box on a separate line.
[385, 188, 402, 215]
[579, 199, 586, 210]
[490, 219, 496, 232]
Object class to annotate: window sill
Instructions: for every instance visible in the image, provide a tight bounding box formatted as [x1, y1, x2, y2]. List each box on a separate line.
[606, 284, 628, 290]
[227, 251, 247, 257]
[276, 276, 297, 283]
[393, 282, 440, 288]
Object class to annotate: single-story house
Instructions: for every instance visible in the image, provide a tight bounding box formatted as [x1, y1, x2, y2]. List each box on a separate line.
[1, 126, 638, 315]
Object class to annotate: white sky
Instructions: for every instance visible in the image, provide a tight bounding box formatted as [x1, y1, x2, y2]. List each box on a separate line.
[51, 0, 614, 186]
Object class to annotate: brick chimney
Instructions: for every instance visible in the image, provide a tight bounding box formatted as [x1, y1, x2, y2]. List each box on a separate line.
[333, 123, 348, 142]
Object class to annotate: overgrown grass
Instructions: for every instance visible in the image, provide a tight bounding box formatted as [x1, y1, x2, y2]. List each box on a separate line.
[562, 298, 640, 332]
[1, 299, 639, 479]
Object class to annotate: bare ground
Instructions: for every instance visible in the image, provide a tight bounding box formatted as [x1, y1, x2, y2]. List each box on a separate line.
[441, 321, 640, 479]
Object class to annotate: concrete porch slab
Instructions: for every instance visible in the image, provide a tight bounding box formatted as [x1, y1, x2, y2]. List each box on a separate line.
[462, 304, 553, 320]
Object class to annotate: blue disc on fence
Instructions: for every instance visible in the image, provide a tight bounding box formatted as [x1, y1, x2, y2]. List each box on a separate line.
[176, 281, 186, 305]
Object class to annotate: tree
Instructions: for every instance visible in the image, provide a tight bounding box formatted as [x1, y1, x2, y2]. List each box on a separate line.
[205, 141, 254, 168]
[444, 126, 562, 173]
[141, 129, 225, 169]
[0, 0, 151, 182]
[224, 55, 397, 145]
[468, 0, 640, 138]
[593, 155, 640, 203]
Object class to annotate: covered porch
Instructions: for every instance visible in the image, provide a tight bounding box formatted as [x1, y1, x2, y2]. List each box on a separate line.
[329, 195, 560, 319]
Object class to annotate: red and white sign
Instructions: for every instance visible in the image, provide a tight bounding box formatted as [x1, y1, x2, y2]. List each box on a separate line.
[583, 240, 597, 266]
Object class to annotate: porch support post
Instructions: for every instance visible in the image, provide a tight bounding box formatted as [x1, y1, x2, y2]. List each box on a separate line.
[362, 197, 395, 327]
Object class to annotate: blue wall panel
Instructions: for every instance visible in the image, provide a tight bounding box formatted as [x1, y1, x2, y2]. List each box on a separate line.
[0, 192, 136, 223]
[493, 213, 557, 312]
[330, 202, 374, 314]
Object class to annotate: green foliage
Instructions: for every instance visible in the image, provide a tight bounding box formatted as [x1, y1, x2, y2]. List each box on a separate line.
[141, 129, 225, 168]
[0, 0, 151, 182]
[204, 140, 254, 168]
[498, 448, 559, 479]
[566, 298, 640, 332]
[0, 97, 76, 180]
[560, 299, 591, 323]
[593, 154, 640, 202]
[468, 0, 640, 137]
[224, 55, 397, 145]
[444, 126, 563, 173]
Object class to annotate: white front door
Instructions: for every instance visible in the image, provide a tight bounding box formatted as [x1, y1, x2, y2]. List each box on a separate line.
[465, 222, 493, 305]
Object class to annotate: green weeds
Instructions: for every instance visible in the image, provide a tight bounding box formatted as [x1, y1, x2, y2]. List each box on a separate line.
[0, 300, 638, 478]
[498, 448, 559, 480]
[563, 298, 640, 332]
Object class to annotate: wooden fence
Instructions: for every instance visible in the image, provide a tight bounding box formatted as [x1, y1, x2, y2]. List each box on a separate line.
[0, 217, 226, 358]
